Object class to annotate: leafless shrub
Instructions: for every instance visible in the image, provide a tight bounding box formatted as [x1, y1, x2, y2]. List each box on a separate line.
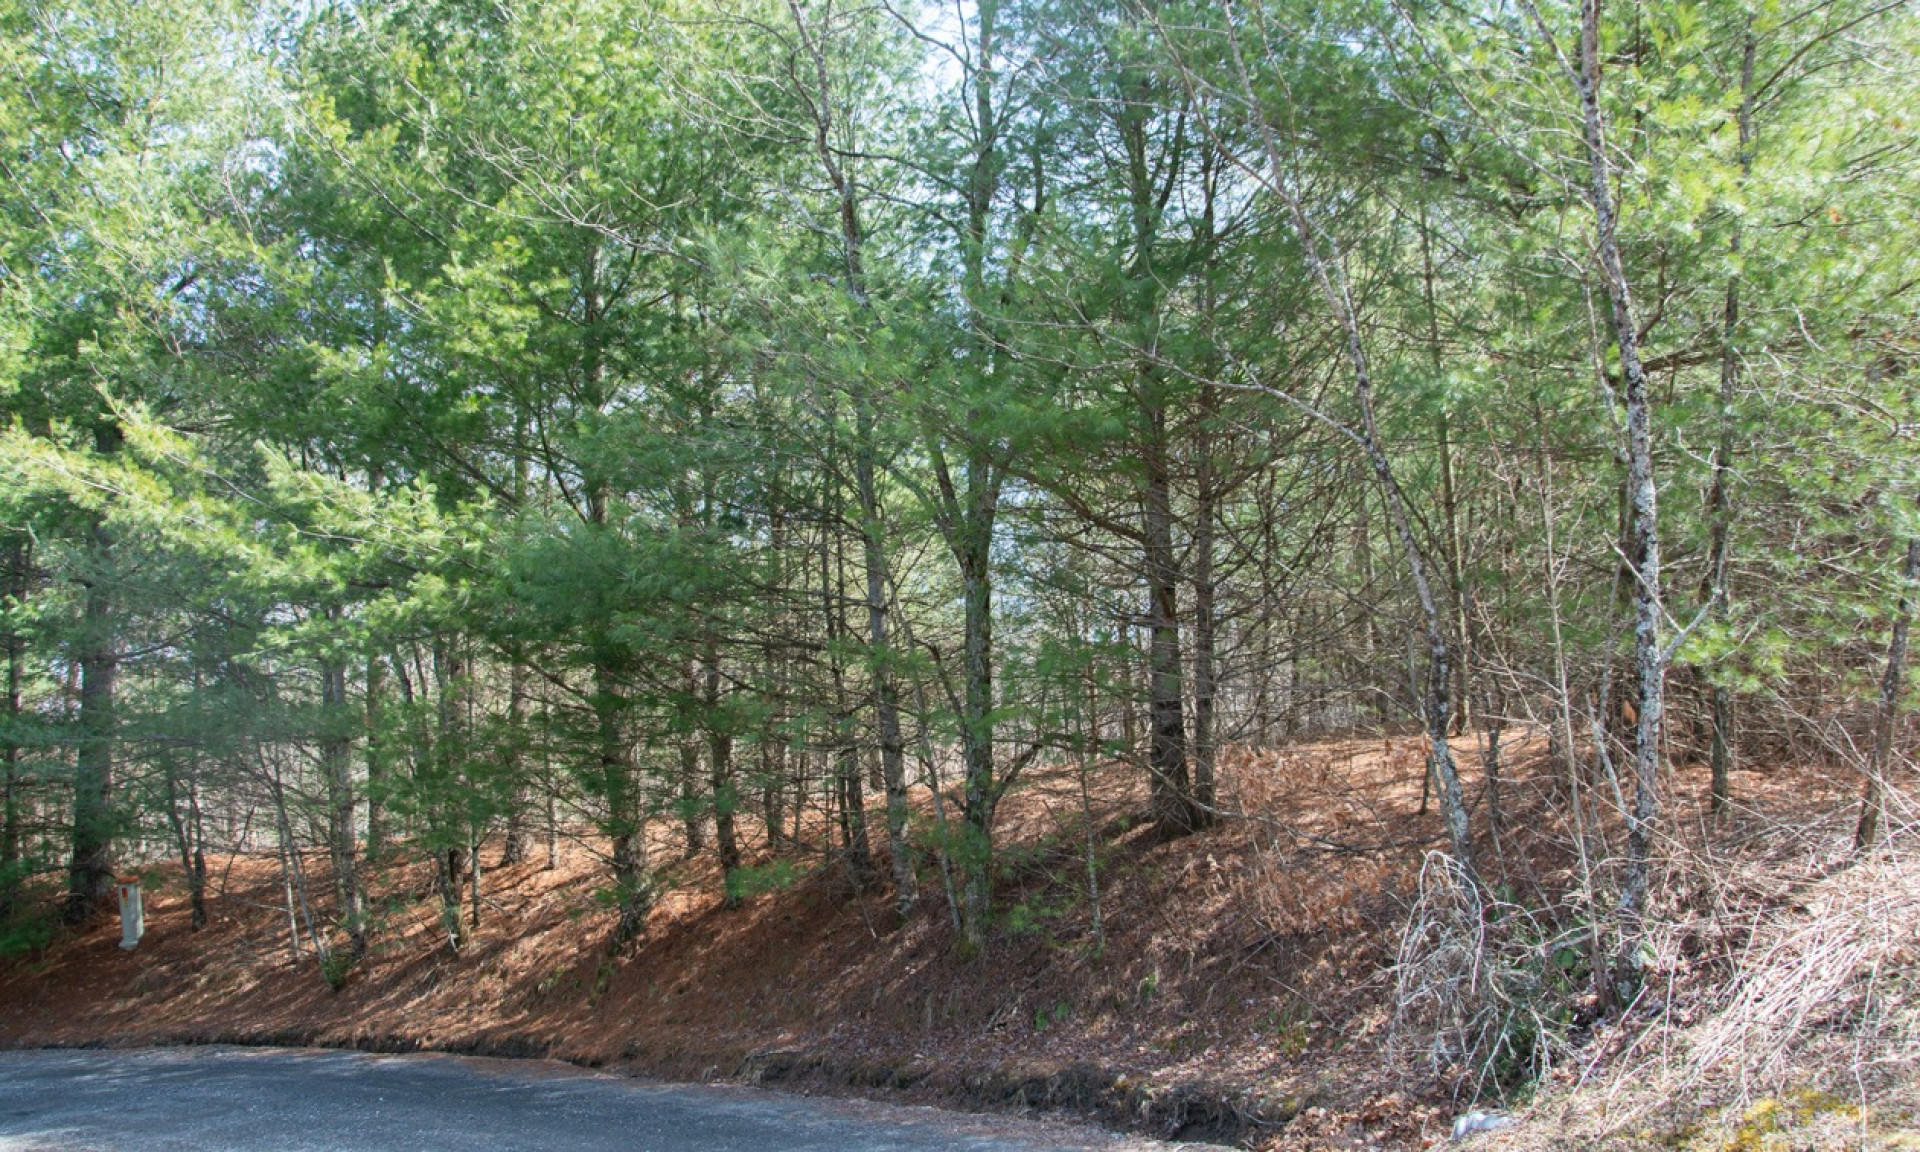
[1390, 852, 1582, 1101]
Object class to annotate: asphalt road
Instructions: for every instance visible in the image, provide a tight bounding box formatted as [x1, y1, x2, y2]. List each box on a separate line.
[0, 1047, 1157, 1151]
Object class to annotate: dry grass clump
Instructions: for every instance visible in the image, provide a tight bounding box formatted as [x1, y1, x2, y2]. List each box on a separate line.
[1683, 839, 1920, 1094]
[1388, 851, 1587, 1103]
[1497, 814, 1920, 1148]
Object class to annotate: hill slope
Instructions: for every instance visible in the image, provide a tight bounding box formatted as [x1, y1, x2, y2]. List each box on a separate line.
[2, 736, 1914, 1149]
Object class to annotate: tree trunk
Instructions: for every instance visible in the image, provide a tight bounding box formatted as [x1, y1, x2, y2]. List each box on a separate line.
[65, 517, 117, 924]
[1191, 145, 1225, 815]
[577, 245, 652, 944]
[1517, 0, 1669, 991]
[267, 754, 329, 967]
[321, 635, 367, 960]
[1144, 424, 1198, 835]
[1228, 36, 1476, 881]
[957, 529, 996, 952]
[0, 535, 26, 920]
[500, 659, 531, 866]
[941, 0, 1005, 954]
[161, 756, 207, 930]
[1703, 26, 1754, 816]
[1118, 94, 1204, 838]
[364, 653, 388, 860]
[762, 505, 789, 850]
[1856, 537, 1919, 851]
[1590, 6, 1663, 969]
[817, 443, 874, 887]
[432, 641, 469, 950]
[705, 655, 741, 881]
[856, 402, 914, 915]
[1420, 203, 1475, 742]
[1192, 401, 1219, 819]
[790, 0, 916, 914]
[679, 734, 706, 860]
[598, 657, 652, 949]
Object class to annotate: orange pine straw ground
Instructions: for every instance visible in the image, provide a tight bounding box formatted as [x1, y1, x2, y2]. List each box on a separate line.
[0, 732, 1909, 1149]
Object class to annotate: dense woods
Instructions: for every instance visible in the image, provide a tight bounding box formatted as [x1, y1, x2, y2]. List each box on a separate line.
[1, 0, 1916, 1108]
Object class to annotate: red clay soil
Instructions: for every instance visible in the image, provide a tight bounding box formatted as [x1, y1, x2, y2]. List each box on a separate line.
[0, 735, 1852, 1149]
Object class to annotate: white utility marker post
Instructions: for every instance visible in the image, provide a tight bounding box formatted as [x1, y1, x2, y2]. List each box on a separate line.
[117, 877, 144, 950]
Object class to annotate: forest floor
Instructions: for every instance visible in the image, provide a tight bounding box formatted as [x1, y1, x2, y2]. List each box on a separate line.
[0, 733, 1914, 1150]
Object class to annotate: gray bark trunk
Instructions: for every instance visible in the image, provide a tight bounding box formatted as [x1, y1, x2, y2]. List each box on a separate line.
[1511, 0, 1670, 991]
[1228, 35, 1475, 879]
[1856, 537, 1919, 851]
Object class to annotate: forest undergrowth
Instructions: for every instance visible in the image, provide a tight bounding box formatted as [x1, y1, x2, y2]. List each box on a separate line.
[3, 732, 1912, 1151]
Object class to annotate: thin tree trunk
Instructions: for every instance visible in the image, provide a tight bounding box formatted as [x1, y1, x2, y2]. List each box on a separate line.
[1856, 537, 1919, 851]
[364, 653, 388, 860]
[363, 467, 388, 861]
[278, 836, 303, 966]
[500, 659, 531, 866]
[543, 698, 559, 871]
[1226, 32, 1475, 879]
[1505, 0, 1673, 993]
[762, 503, 789, 850]
[1703, 26, 1753, 816]
[679, 734, 705, 860]
[957, 528, 996, 950]
[598, 657, 652, 949]
[1484, 715, 1506, 833]
[1080, 660, 1106, 955]
[321, 623, 366, 960]
[857, 405, 914, 914]
[1192, 414, 1219, 818]
[434, 847, 463, 953]
[0, 536, 26, 920]
[468, 824, 481, 930]
[187, 776, 207, 927]
[705, 654, 741, 882]
[1438, 412, 1471, 734]
[825, 500, 873, 886]
[1116, 97, 1203, 839]
[760, 715, 784, 850]
[1571, 0, 1666, 976]
[788, 0, 915, 912]
[1421, 203, 1474, 737]
[501, 428, 532, 867]
[924, 0, 1005, 954]
[162, 758, 207, 930]
[432, 641, 468, 951]
[267, 754, 329, 967]
[570, 244, 650, 948]
[1144, 426, 1196, 835]
[1192, 145, 1225, 817]
[890, 569, 965, 935]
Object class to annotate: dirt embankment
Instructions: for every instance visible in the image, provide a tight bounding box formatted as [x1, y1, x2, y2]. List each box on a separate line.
[3, 737, 1909, 1149]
